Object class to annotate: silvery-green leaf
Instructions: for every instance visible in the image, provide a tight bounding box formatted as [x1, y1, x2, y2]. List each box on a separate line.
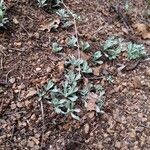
[59, 99, 66, 104]
[127, 42, 147, 60]
[82, 61, 92, 73]
[0, 9, 3, 18]
[73, 108, 80, 113]
[94, 85, 104, 93]
[56, 9, 70, 18]
[37, 0, 47, 7]
[37, 91, 46, 98]
[52, 98, 59, 105]
[71, 113, 80, 120]
[55, 107, 62, 114]
[51, 86, 59, 93]
[103, 36, 118, 50]
[44, 95, 51, 100]
[52, 42, 63, 53]
[96, 60, 103, 64]
[93, 51, 102, 61]
[75, 73, 81, 80]
[95, 105, 100, 113]
[65, 55, 83, 67]
[63, 21, 74, 28]
[67, 86, 78, 97]
[68, 95, 78, 101]
[46, 80, 54, 91]
[81, 41, 90, 51]
[67, 36, 77, 47]
[84, 100, 88, 107]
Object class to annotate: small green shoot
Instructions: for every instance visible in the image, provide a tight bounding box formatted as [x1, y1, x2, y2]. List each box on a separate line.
[81, 60, 92, 74]
[62, 21, 74, 28]
[65, 71, 81, 83]
[65, 55, 83, 67]
[93, 51, 103, 64]
[0, 0, 8, 27]
[67, 36, 77, 47]
[56, 9, 70, 18]
[103, 36, 123, 60]
[65, 55, 92, 74]
[124, 0, 133, 13]
[52, 42, 63, 53]
[37, 0, 47, 7]
[127, 42, 147, 60]
[106, 75, 114, 84]
[80, 41, 90, 51]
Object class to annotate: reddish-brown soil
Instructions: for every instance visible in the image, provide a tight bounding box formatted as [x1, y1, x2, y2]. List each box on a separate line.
[0, 0, 150, 149]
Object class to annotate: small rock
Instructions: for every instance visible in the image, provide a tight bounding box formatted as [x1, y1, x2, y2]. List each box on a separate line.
[46, 67, 51, 73]
[121, 116, 126, 124]
[36, 68, 41, 72]
[9, 78, 16, 84]
[14, 89, 19, 93]
[129, 130, 136, 138]
[138, 113, 143, 118]
[84, 123, 90, 134]
[115, 141, 121, 148]
[31, 114, 36, 121]
[58, 61, 64, 73]
[14, 42, 22, 47]
[93, 66, 100, 76]
[16, 102, 23, 108]
[25, 100, 31, 106]
[87, 111, 95, 119]
[10, 103, 16, 109]
[13, 17, 19, 24]
[27, 139, 35, 148]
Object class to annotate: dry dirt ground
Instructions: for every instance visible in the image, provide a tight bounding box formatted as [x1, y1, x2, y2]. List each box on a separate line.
[0, 0, 150, 149]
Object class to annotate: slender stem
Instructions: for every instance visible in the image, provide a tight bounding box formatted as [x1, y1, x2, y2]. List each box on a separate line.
[62, 1, 81, 74]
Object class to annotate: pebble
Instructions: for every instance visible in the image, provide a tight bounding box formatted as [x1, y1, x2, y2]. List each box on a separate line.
[115, 141, 121, 148]
[46, 67, 51, 73]
[9, 78, 16, 84]
[84, 123, 90, 134]
[36, 67, 41, 72]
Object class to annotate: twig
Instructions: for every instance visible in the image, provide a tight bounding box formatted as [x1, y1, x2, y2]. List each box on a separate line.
[87, 76, 103, 80]
[0, 57, 3, 69]
[5, 69, 13, 83]
[62, 1, 81, 74]
[36, 85, 45, 148]
[20, 23, 30, 35]
[0, 49, 6, 56]
[9, 48, 25, 52]
[40, 100, 45, 148]
[73, 17, 81, 73]
[4, 111, 26, 116]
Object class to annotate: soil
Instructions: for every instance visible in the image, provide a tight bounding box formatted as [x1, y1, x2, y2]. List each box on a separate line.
[0, 0, 150, 149]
